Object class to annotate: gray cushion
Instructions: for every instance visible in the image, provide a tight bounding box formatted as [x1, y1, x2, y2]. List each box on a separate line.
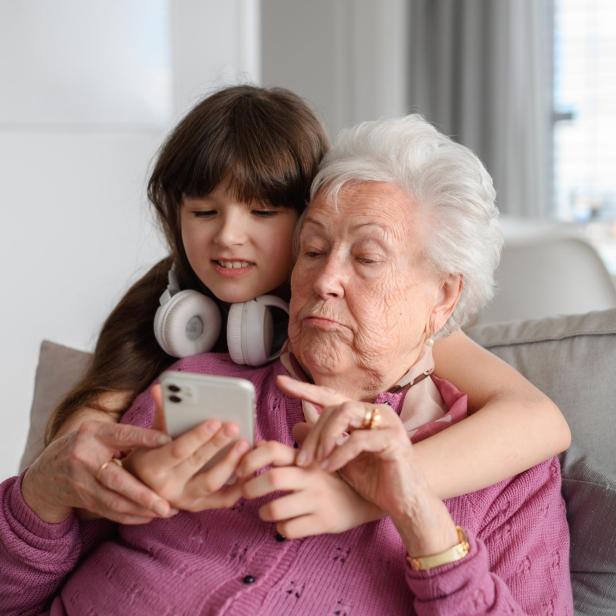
[466, 309, 616, 616]
[20, 340, 91, 471]
[24, 313, 616, 613]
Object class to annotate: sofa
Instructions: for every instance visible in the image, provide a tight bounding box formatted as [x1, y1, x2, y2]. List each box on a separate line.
[20, 308, 616, 615]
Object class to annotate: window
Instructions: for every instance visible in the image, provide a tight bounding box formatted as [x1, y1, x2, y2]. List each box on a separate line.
[553, 0, 616, 222]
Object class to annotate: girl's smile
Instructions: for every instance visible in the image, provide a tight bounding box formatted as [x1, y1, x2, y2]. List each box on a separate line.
[212, 259, 256, 277]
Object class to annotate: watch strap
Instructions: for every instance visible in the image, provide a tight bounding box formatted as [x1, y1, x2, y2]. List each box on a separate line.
[407, 526, 470, 571]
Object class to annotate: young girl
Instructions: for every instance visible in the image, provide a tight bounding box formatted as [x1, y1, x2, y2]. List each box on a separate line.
[38, 85, 570, 526]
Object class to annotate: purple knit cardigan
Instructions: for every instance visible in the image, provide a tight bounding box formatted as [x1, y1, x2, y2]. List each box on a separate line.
[0, 353, 573, 615]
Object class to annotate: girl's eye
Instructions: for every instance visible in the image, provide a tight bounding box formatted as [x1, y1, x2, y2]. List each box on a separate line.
[251, 209, 278, 218]
[192, 210, 216, 218]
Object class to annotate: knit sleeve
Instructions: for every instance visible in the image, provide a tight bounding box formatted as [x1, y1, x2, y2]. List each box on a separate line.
[403, 458, 573, 615]
[0, 472, 82, 615]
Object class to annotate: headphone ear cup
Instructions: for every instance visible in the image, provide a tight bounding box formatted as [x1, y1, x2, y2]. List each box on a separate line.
[227, 300, 274, 366]
[227, 295, 289, 366]
[153, 290, 221, 358]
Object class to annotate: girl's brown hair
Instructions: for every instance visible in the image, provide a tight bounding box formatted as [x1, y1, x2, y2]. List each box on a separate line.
[46, 85, 329, 442]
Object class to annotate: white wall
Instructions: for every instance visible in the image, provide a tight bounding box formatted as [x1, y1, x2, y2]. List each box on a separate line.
[0, 0, 259, 478]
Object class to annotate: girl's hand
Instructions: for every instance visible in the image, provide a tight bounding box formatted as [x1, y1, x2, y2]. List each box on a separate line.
[21, 421, 175, 525]
[124, 385, 250, 512]
[235, 440, 382, 539]
[276, 375, 459, 556]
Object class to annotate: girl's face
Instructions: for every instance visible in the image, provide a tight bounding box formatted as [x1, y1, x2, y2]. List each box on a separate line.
[180, 182, 299, 304]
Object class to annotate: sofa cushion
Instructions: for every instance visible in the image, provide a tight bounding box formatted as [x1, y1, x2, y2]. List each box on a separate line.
[466, 309, 616, 616]
[20, 340, 91, 471]
[24, 311, 616, 614]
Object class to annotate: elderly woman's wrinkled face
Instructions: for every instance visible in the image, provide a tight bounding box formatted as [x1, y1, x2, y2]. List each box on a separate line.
[289, 181, 449, 394]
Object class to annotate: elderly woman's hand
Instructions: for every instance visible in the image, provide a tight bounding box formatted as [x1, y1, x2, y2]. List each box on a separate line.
[122, 385, 250, 512]
[21, 421, 175, 525]
[277, 375, 460, 556]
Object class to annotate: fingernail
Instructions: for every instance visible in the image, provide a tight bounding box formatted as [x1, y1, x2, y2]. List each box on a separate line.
[205, 420, 221, 433]
[320, 459, 332, 471]
[155, 434, 171, 446]
[168, 508, 179, 516]
[296, 451, 308, 466]
[235, 440, 249, 454]
[224, 423, 238, 437]
[153, 501, 169, 516]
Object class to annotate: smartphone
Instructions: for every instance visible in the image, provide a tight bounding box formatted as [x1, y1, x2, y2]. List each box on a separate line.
[160, 371, 256, 446]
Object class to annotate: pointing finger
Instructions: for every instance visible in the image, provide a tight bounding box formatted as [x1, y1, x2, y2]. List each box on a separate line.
[276, 375, 348, 407]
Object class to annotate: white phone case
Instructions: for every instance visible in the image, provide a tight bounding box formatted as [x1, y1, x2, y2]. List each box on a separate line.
[160, 371, 255, 444]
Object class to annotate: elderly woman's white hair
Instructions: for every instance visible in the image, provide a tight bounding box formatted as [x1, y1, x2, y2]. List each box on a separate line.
[309, 114, 503, 336]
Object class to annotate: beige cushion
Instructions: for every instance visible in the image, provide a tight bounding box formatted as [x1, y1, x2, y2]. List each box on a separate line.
[20, 340, 91, 471]
[466, 308, 616, 616]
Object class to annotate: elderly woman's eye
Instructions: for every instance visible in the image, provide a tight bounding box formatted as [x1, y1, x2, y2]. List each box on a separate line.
[304, 250, 323, 258]
[356, 256, 379, 265]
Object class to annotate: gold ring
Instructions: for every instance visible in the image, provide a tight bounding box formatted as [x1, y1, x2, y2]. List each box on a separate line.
[368, 408, 382, 430]
[96, 457, 123, 483]
[361, 407, 375, 430]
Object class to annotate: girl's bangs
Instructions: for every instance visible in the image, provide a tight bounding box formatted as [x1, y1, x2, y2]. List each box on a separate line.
[180, 136, 307, 210]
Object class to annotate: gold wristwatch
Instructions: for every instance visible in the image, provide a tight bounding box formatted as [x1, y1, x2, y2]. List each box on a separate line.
[407, 526, 470, 571]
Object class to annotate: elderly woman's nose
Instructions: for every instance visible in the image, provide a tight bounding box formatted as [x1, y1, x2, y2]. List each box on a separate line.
[312, 255, 346, 298]
[213, 210, 247, 246]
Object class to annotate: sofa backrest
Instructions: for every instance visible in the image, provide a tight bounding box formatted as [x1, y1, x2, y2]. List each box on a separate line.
[22, 309, 616, 614]
[467, 309, 616, 616]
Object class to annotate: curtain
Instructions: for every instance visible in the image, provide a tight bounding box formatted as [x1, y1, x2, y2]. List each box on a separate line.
[408, 0, 554, 218]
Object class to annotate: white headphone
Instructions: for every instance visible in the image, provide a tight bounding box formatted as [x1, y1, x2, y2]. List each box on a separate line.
[153, 265, 289, 366]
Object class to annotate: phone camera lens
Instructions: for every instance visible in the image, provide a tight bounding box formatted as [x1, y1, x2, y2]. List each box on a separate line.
[168, 384, 180, 392]
[169, 394, 182, 403]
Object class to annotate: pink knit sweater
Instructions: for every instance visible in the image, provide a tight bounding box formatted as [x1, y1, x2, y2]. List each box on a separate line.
[0, 354, 573, 615]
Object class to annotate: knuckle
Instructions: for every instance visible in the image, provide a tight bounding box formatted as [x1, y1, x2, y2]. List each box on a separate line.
[340, 401, 359, 421]
[188, 450, 207, 468]
[262, 440, 279, 453]
[81, 494, 98, 512]
[136, 492, 157, 509]
[126, 429, 147, 448]
[211, 431, 230, 447]
[104, 471, 124, 492]
[267, 468, 284, 490]
[68, 440, 85, 460]
[66, 450, 83, 471]
[199, 475, 220, 495]
[170, 440, 191, 460]
[76, 420, 97, 437]
[105, 495, 126, 513]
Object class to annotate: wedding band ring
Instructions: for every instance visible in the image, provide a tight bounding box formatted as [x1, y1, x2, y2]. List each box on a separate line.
[361, 408, 374, 430]
[96, 457, 123, 483]
[361, 407, 378, 430]
[368, 408, 382, 430]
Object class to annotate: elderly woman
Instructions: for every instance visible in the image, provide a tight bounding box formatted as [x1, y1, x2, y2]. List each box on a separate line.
[0, 115, 572, 615]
